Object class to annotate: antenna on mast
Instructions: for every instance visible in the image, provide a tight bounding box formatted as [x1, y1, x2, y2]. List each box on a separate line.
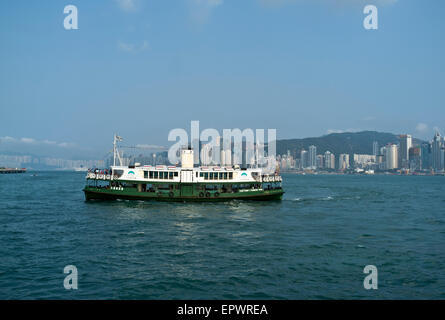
[113, 134, 123, 166]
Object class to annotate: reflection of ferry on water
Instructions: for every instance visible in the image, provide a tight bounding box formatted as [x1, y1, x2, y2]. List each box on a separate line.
[83, 135, 284, 202]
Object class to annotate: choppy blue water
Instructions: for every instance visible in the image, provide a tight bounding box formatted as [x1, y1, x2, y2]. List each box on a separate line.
[0, 172, 444, 299]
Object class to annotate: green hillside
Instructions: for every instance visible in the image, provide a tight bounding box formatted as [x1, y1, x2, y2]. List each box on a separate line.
[276, 131, 423, 158]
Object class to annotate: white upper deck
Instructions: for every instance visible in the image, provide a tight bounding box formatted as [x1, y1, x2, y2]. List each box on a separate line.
[86, 146, 282, 183]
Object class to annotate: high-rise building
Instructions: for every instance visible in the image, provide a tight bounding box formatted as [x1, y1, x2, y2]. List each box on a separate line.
[399, 134, 412, 169]
[201, 143, 212, 165]
[338, 154, 350, 170]
[308, 145, 317, 169]
[421, 142, 431, 170]
[385, 144, 398, 170]
[316, 155, 324, 169]
[432, 132, 442, 170]
[353, 154, 376, 169]
[221, 149, 226, 166]
[373, 141, 379, 156]
[376, 154, 385, 170]
[409, 147, 421, 172]
[441, 148, 445, 171]
[324, 151, 335, 170]
[300, 149, 308, 169]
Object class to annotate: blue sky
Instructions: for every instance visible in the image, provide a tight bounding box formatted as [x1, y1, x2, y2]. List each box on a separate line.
[0, 0, 444, 158]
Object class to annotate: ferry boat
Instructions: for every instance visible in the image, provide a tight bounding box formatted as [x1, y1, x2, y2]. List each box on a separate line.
[0, 167, 26, 174]
[83, 135, 284, 202]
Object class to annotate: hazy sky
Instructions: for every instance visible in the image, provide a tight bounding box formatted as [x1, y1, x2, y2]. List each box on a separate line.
[0, 0, 444, 158]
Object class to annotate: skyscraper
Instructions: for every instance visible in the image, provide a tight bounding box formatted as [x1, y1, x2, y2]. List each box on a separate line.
[420, 142, 431, 170]
[441, 147, 445, 171]
[385, 144, 398, 170]
[338, 154, 350, 170]
[316, 155, 324, 169]
[300, 149, 308, 169]
[324, 151, 335, 170]
[432, 132, 442, 170]
[399, 134, 412, 169]
[308, 145, 317, 169]
[409, 147, 421, 172]
[373, 141, 379, 156]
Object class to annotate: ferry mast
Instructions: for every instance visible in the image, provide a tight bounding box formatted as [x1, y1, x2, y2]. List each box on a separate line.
[113, 134, 123, 167]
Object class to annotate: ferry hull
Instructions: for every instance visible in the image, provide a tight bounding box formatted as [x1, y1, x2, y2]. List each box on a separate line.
[83, 187, 283, 202]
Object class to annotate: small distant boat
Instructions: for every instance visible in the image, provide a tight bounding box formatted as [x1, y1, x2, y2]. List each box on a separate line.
[74, 167, 88, 172]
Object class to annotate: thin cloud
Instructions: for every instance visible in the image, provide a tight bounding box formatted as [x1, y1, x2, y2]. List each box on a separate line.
[0, 136, 75, 148]
[433, 126, 442, 135]
[118, 40, 149, 53]
[20, 137, 35, 144]
[327, 128, 362, 134]
[0, 136, 16, 143]
[135, 144, 167, 150]
[115, 0, 138, 12]
[415, 123, 428, 133]
[188, 0, 224, 25]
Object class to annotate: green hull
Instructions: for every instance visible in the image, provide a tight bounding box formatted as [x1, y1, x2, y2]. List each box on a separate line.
[83, 186, 283, 202]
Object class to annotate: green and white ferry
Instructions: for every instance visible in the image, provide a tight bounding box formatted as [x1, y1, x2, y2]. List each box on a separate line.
[83, 136, 284, 202]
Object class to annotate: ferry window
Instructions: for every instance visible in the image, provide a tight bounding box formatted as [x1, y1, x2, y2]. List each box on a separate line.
[200, 172, 203, 177]
[204, 172, 208, 180]
[154, 171, 158, 179]
[224, 172, 228, 179]
[144, 171, 148, 179]
[174, 172, 178, 177]
[149, 171, 153, 179]
[196, 172, 198, 177]
[113, 170, 124, 177]
[214, 173, 218, 180]
[229, 172, 233, 179]
[219, 173, 223, 179]
[163, 172, 168, 179]
[169, 172, 173, 179]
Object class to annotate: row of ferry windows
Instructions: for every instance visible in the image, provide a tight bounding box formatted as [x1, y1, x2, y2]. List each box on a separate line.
[143, 171, 233, 180]
[144, 171, 179, 180]
[200, 172, 233, 180]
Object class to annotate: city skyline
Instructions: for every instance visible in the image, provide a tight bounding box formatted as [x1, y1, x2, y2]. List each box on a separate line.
[277, 130, 445, 173]
[2, 129, 445, 173]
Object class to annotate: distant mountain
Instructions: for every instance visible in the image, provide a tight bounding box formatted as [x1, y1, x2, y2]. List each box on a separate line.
[276, 131, 424, 158]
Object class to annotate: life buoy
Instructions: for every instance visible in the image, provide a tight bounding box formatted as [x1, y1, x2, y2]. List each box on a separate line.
[205, 192, 210, 198]
[199, 192, 204, 198]
[214, 192, 220, 197]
